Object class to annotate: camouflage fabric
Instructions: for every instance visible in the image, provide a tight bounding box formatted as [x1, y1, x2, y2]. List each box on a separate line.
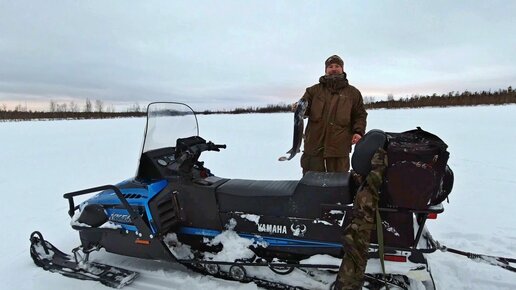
[335, 148, 388, 290]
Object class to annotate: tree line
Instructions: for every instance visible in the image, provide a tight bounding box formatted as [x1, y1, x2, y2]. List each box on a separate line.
[1, 87, 514, 121]
[0, 99, 145, 121]
[199, 86, 515, 114]
[366, 86, 515, 109]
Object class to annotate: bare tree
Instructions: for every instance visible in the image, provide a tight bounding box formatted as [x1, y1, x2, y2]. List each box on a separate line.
[14, 104, 26, 112]
[57, 103, 68, 112]
[84, 99, 92, 112]
[69, 101, 79, 112]
[363, 96, 375, 104]
[0, 104, 6, 112]
[128, 102, 141, 112]
[387, 94, 394, 101]
[94, 99, 104, 112]
[49, 100, 57, 112]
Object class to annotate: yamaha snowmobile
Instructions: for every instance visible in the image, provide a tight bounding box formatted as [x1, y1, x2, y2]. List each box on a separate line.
[30, 102, 455, 290]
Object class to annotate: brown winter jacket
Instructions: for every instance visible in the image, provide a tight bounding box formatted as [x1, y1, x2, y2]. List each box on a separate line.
[301, 74, 367, 157]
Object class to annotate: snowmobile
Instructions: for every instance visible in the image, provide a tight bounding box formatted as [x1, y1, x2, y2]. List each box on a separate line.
[30, 102, 454, 290]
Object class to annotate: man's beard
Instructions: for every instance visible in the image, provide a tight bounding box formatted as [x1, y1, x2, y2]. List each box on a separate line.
[326, 71, 342, 76]
[324, 73, 347, 81]
[320, 73, 348, 91]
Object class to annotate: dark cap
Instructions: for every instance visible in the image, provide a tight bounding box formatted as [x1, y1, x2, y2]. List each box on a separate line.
[325, 55, 344, 68]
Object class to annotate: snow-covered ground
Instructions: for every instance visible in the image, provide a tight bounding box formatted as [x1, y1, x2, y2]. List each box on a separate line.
[1, 105, 515, 289]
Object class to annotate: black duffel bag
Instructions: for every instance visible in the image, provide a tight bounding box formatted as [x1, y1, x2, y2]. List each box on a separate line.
[352, 127, 453, 209]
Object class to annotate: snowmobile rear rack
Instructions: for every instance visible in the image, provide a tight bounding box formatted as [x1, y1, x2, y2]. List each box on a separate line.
[64, 185, 153, 238]
[322, 203, 444, 215]
[323, 203, 444, 251]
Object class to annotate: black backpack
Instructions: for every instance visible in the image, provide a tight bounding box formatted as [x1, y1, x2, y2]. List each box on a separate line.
[352, 127, 453, 209]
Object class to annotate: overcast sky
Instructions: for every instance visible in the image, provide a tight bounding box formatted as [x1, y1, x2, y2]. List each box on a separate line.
[1, 0, 514, 110]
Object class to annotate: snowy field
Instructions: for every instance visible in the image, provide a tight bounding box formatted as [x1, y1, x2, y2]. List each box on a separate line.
[1, 105, 515, 289]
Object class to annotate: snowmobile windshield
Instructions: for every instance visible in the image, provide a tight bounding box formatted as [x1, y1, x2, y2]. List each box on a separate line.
[142, 102, 199, 153]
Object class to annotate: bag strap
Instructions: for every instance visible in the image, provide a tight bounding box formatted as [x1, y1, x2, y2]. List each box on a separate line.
[376, 206, 389, 289]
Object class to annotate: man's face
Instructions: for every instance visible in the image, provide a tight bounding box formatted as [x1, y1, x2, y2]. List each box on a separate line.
[325, 63, 343, 75]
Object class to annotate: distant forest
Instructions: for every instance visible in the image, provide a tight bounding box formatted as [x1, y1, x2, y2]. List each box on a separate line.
[1, 86, 514, 121]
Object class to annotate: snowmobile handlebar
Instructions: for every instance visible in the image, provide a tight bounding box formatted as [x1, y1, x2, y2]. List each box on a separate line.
[176, 141, 225, 161]
[173, 140, 226, 176]
[210, 142, 227, 151]
[197, 141, 226, 151]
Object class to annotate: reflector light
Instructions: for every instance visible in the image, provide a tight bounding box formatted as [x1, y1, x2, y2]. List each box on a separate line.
[135, 239, 150, 245]
[427, 213, 438, 219]
[384, 255, 407, 262]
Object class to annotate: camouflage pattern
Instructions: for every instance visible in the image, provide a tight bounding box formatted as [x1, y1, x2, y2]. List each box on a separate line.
[335, 148, 388, 290]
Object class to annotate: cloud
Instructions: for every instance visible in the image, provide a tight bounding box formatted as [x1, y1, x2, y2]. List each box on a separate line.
[0, 1, 514, 110]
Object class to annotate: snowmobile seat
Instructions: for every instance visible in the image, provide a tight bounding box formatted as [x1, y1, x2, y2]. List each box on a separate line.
[216, 172, 352, 218]
[296, 171, 353, 204]
[216, 179, 297, 216]
[293, 171, 353, 215]
[216, 179, 298, 197]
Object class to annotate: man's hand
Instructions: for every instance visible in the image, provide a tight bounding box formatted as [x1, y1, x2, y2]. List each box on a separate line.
[351, 133, 362, 144]
[291, 102, 298, 112]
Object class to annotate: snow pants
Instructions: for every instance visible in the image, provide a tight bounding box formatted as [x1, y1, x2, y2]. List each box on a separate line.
[335, 149, 387, 290]
[300, 153, 350, 174]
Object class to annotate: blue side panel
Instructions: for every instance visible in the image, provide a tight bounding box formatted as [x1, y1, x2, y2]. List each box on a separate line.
[104, 208, 138, 232]
[142, 179, 168, 234]
[148, 179, 168, 196]
[178, 226, 342, 248]
[85, 179, 167, 205]
[79, 179, 168, 234]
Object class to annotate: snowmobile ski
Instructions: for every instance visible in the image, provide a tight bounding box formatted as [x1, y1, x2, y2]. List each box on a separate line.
[29, 231, 138, 288]
[362, 274, 410, 290]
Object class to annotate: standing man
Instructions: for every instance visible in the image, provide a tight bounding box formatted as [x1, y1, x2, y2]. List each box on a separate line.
[299, 55, 368, 174]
